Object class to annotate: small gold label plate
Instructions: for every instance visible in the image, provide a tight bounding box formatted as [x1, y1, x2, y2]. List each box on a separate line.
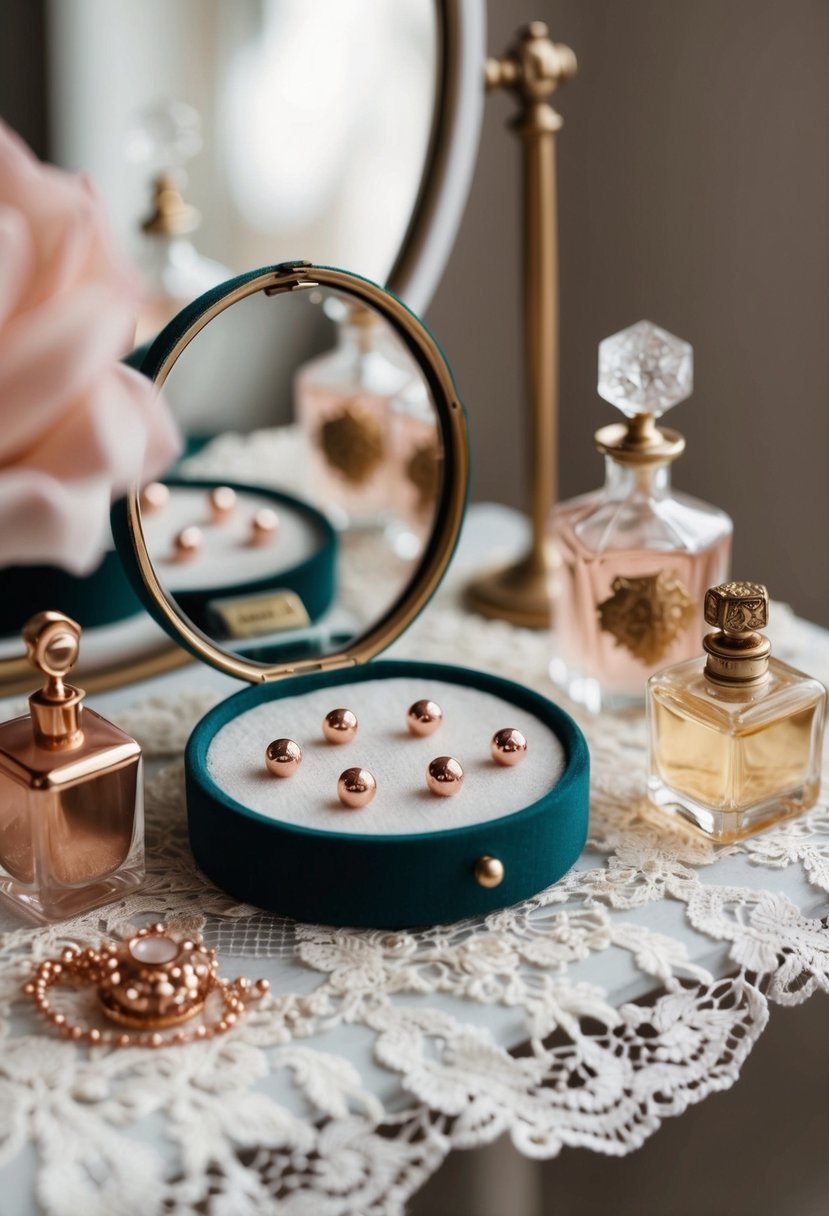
[210, 591, 311, 639]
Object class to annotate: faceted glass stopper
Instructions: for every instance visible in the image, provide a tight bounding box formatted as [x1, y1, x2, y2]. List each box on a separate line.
[125, 100, 202, 173]
[598, 320, 693, 418]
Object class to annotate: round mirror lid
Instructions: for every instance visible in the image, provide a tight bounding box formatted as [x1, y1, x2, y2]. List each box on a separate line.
[114, 261, 469, 684]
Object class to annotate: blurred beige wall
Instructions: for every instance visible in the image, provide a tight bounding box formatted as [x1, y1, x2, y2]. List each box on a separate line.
[428, 0, 829, 626]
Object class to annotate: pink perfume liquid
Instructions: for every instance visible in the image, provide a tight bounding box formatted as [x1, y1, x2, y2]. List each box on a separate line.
[550, 465, 732, 711]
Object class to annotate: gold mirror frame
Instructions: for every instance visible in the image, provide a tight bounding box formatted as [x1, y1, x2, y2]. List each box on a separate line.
[124, 263, 468, 685]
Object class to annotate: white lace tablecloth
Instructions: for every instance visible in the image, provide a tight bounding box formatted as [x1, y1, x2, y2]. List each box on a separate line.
[1, 506, 828, 1216]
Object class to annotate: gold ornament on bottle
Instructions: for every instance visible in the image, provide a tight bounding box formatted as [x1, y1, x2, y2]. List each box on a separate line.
[597, 569, 695, 665]
[318, 402, 385, 485]
[405, 439, 441, 515]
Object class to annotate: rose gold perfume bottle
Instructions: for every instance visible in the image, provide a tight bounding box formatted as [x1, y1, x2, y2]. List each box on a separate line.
[295, 306, 412, 529]
[550, 321, 732, 712]
[0, 612, 144, 922]
[648, 582, 826, 841]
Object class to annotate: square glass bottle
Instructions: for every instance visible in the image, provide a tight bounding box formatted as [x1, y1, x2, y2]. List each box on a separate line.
[0, 612, 144, 922]
[647, 582, 826, 841]
[550, 321, 732, 712]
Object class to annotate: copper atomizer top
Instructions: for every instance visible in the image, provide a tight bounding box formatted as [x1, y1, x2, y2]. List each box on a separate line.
[22, 610, 85, 749]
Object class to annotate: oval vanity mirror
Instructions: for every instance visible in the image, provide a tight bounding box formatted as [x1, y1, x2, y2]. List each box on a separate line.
[119, 264, 468, 681]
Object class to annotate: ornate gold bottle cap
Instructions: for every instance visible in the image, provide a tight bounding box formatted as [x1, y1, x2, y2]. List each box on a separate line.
[23, 611, 85, 749]
[594, 320, 691, 465]
[702, 582, 771, 684]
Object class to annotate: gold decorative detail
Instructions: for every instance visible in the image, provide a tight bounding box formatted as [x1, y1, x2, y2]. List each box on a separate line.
[598, 569, 695, 665]
[474, 855, 505, 888]
[406, 439, 441, 515]
[704, 582, 768, 633]
[318, 402, 385, 485]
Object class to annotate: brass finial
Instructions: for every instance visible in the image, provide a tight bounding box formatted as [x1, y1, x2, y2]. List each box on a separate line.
[23, 611, 85, 748]
[485, 22, 577, 123]
[703, 583, 771, 685]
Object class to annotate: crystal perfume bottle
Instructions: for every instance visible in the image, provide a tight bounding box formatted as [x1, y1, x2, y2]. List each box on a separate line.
[294, 306, 413, 529]
[549, 320, 732, 712]
[647, 582, 826, 841]
[0, 613, 144, 922]
[128, 101, 230, 346]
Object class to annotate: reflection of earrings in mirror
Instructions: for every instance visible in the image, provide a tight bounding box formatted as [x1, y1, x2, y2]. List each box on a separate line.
[337, 767, 376, 808]
[173, 526, 203, 561]
[250, 508, 279, 546]
[491, 728, 528, 767]
[265, 738, 302, 777]
[407, 699, 443, 736]
[426, 756, 464, 796]
[209, 485, 237, 524]
[140, 481, 170, 513]
[323, 708, 358, 744]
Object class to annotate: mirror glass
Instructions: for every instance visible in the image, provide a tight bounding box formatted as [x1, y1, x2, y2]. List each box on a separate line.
[50, 0, 439, 299]
[139, 285, 445, 665]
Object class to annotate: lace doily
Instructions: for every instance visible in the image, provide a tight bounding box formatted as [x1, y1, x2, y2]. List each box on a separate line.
[1, 597, 827, 1216]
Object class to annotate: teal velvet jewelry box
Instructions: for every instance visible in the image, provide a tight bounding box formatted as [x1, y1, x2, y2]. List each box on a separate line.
[114, 261, 590, 928]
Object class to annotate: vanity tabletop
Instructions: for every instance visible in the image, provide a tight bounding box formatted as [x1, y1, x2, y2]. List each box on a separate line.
[1, 504, 827, 1216]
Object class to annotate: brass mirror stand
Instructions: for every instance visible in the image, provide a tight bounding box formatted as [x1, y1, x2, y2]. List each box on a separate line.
[465, 21, 576, 629]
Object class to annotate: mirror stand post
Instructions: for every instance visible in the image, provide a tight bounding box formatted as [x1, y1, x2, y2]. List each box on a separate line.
[465, 21, 576, 629]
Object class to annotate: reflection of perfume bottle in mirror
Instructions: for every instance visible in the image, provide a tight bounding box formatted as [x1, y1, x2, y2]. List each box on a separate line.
[128, 101, 230, 346]
[294, 306, 412, 528]
[388, 377, 442, 558]
[550, 321, 732, 713]
[0, 613, 144, 922]
[647, 582, 826, 840]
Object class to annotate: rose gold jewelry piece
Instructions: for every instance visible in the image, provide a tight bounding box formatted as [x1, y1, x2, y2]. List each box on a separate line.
[250, 508, 279, 546]
[209, 485, 237, 523]
[173, 525, 203, 560]
[265, 737, 302, 777]
[406, 699, 444, 737]
[22, 923, 269, 1048]
[140, 481, 170, 513]
[491, 728, 528, 766]
[426, 755, 464, 796]
[322, 707, 358, 744]
[337, 767, 377, 808]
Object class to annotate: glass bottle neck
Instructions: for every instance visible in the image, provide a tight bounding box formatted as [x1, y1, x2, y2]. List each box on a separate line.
[603, 456, 672, 500]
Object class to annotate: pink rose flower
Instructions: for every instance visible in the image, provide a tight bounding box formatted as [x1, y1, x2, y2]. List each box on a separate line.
[0, 120, 180, 574]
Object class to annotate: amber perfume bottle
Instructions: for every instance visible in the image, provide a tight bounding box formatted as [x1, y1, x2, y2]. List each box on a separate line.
[647, 582, 826, 841]
[549, 320, 732, 712]
[294, 306, 413, 529]
[0, 612, 144, 922]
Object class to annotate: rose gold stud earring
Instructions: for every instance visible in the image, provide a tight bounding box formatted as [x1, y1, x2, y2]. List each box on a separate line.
[265, 738, 302, 777]
[407, 699, 444, 736]
[209, 485, 237, 523]
[323, 708, 358, 744]
[337, 767, 377, 808]
[426, 756, 464, 796]
[173, 525, 203, 560]
[250, 508, 279, 546]
[140, 481, 170, 513]
[491, 728, 528, 766]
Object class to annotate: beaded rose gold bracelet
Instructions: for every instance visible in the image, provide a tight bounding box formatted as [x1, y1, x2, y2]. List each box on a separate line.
[22, 923, 269, 1048]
